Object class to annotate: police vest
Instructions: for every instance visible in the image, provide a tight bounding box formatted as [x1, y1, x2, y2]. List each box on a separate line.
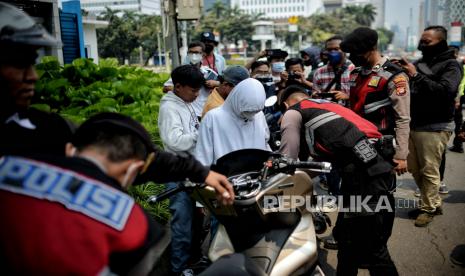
[291, 99, 382, 161]
[349, 62, 403, 135]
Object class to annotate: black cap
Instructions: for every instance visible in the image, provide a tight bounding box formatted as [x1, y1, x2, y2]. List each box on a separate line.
[279, 85, 309, 106]
[200, 32, 218, 45]
[267, 49, 288, 59]
[73, 112, 154, 155]
[340, 27, 378, 55]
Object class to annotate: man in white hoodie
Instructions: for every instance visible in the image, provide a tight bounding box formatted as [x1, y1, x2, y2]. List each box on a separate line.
[194, 78, 271, 166]
[158, 64, 204, 276]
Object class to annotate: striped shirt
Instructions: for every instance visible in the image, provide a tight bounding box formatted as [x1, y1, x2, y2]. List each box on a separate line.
[312, 61, 355, 96]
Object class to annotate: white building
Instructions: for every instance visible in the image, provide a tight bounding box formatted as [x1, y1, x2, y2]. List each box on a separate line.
[230, 0, 325, 19]
[82, 17, 109, 63]
[81, 0, 161, 15]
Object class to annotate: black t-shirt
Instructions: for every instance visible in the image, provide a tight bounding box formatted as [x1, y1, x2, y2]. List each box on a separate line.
[0, 108, 73, 157]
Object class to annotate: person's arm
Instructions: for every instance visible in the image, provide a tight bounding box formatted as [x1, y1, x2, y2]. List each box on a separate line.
[137, 148, 235, 205]
[402, 58, 462, 98]
[279, 109, 302, 159]
[245, 50, 266, 70]
[193, 114, 215, 166]
[158, 105, 197, 152]
[388, 72, 410, 175]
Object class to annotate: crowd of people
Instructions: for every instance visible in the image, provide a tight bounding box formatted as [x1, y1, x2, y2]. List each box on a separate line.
[1, 1, 465, 275]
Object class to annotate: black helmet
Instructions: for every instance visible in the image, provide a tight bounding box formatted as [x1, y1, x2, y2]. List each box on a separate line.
[0, 2, 58, 47]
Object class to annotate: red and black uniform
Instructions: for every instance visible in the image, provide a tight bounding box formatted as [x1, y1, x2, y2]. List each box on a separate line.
[349, 58, 410, 161]
[0, 155, 165, 275]
[280, 99, 398, 276]
[349, 61, 404, 135]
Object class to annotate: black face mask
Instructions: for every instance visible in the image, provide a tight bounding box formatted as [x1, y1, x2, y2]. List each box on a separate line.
[205, 44, 214, 54]
[349, 54, 367, 67]
[418, 40, 448, 59]
[303, 59, 312, 66]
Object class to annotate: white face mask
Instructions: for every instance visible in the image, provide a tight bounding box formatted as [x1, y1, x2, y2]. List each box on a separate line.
[271, 61, 285, 73]
[188, 53, 202, 65]
[240, 110, 258, 121]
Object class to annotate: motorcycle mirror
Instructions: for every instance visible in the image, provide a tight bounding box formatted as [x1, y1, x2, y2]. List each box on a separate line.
[265, 95, 277, 107]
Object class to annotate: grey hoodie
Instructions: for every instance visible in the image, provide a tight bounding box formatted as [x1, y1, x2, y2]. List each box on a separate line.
[158, 91, 199, 156]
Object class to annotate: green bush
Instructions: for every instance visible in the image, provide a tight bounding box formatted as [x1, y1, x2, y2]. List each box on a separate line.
[32, 57, 170, 221]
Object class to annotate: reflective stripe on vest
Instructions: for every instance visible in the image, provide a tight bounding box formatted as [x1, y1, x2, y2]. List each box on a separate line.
[304, 112, 342, 156]
[364, 98, 392, 114]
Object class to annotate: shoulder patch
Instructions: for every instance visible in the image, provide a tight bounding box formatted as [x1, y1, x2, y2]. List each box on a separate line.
[368, 76, 381, 88]
[0, 156, 135, 231]
[392, 75, 408, 96]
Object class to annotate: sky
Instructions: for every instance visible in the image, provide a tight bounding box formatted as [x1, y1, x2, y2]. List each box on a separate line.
[385, 0, 421, 47]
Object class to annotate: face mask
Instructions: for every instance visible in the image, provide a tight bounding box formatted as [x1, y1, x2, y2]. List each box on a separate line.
[255, 74, 273, 85]
[418, 40, 448, 59]
[303, 59, 312, 66]
[349, 54, 367, 67]
[327, 51, 343, 66]
[271, 62, 285, 73]
[205, 44, 214, 54]
[240, 110, 258, 121]
[188, 53, 202, 65]
[121, 162, 141, 188]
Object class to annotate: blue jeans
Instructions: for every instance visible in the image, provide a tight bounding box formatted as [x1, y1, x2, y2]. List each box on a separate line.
[167, 182, 195, 273]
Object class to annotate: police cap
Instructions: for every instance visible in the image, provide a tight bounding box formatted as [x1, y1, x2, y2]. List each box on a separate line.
[340, 27, 378, 55]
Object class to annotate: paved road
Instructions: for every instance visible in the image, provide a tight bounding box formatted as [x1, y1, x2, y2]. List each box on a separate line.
[317, 141, 465, 276]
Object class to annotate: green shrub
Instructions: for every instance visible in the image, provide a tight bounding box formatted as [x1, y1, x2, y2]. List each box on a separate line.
[32, 56, 171, 221]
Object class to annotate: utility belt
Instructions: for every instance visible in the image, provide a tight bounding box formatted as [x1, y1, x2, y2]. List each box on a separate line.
[351, 135, 395, 176]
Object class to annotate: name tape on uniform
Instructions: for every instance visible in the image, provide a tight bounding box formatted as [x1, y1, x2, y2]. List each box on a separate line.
[0, 156, 134, 231]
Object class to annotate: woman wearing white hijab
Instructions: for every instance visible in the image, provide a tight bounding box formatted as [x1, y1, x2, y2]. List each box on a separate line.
[194, 78, 271, 166]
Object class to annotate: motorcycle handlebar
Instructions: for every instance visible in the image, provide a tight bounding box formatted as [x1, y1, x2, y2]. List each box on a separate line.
[147, 185, 184, 204]
[288, 160, 332, 173]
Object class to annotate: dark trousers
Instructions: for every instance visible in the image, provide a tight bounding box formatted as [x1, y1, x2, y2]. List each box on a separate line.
[334, 169, 398, 276]
[453, 95, 464, 148]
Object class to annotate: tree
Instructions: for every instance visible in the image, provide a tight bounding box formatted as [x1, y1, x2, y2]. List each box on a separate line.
[97, 8, 162, 65]
[97, 8, 139, 64]
[376, 27, 394, 52]
[190, 1, 259, 47]
[343, 4, 377, 27]
[298, 9, 361, 45]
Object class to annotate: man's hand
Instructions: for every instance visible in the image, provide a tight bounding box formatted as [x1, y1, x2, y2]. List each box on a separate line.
[393, 159, 407, 175]
[205, 80, 220, 88]
[280, 71, 289, 82]
[331, 90, 349, 101]
[163, 86, 173, 93]
[205, 171, 235, 205]
[393, 57, 417, 78]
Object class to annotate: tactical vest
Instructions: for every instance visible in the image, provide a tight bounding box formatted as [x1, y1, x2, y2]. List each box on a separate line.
[349, 62, 403, 135]
[291, 99, 382, 163]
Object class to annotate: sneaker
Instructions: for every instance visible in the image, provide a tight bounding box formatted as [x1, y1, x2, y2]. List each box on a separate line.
[319, 179, 329, 191]
[415, 212, 434, 227]
[414, 188, 421, 197]
[439, 183, 449, 194]
[323, 237, 338, 250]
[449, 146, 464, 153]
[180, 269, 194, 276]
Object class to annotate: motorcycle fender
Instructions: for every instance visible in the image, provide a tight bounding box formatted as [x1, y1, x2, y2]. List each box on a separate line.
[208, 224, 235, 262]
[270, 213, 318, 276]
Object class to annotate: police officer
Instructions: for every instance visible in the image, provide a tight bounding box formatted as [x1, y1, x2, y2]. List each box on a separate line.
[279, 86, 399, 275]
[0, 2, 74, 157]
[0, 112, 234, 274]
[341, 27, 410, 176]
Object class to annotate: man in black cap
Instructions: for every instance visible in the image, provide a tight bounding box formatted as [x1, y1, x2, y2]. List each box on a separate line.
[0, 2, 73, 157]
[200, 31, 226, 75]
[341, 27, 411, 177]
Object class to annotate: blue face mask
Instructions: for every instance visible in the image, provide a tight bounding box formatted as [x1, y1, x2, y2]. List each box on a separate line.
[271, 62, 285, 73]
[327, 51, 343, 66]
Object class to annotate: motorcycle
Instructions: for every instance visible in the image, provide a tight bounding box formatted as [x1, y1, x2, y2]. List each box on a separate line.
[149, 149, 332, 275]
